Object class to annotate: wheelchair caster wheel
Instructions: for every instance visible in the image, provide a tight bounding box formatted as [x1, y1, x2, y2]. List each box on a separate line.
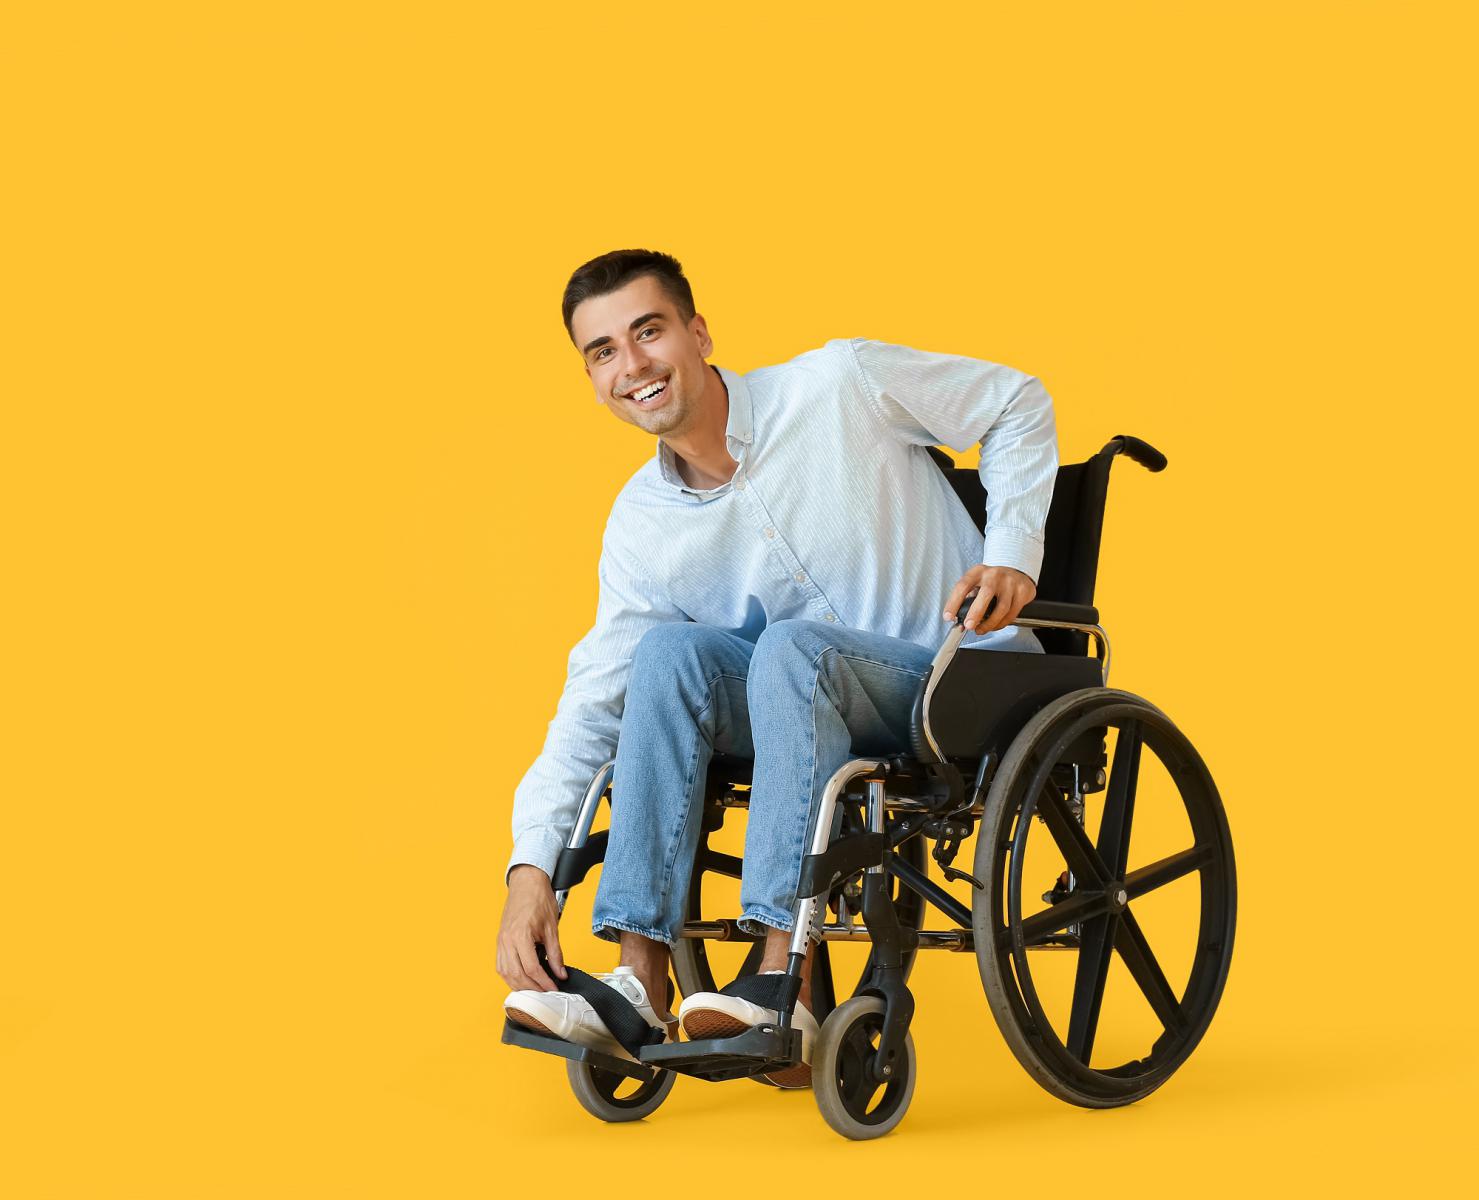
[565, 1060, 675, 1123]
[812, 996, 916, 1140]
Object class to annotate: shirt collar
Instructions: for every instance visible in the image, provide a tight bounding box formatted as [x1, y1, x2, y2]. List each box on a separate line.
[655, 363, 752, 495]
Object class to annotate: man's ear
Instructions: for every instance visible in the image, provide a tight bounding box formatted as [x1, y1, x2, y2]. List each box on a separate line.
[691, 313, 713, 358]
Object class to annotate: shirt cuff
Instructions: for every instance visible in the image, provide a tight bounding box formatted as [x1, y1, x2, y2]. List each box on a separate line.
[981, 527, 1045, 585]
[505, 827, 569, 887]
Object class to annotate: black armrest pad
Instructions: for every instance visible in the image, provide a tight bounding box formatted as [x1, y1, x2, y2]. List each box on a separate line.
[1017, 600, 1099, 625]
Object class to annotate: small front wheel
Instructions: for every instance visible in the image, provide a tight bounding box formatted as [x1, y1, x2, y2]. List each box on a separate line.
[812, 996, 916, 1140]
[565, 1060, 675, 1122]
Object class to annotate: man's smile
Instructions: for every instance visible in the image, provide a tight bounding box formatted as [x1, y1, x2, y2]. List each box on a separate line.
[624, 375, 672, 409]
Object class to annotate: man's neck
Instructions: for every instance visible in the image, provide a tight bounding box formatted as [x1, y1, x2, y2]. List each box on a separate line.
[665, 364, 739, 490]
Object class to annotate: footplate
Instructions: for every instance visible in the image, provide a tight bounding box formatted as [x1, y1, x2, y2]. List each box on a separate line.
[501, 1017, 660, 1082]
[639, 1024, 804, 1083]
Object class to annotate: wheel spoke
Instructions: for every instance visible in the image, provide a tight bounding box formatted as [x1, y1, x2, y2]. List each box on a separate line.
[1006, 887, 1111, 948]
[1123, 844, 1214, 900]
[1114, 908, 1186, 1032]
[1096, 721, 1141, 878]
[1066, 912, 1119, 1063]
[1035, 784, 1111, 887]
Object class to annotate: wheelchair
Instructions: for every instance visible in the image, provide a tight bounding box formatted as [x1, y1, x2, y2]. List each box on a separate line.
[503, 435, 1236, 1139]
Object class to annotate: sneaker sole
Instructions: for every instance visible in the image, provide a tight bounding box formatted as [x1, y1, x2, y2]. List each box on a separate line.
[680, 1009, 812, 1089]
[504, 1006, 557, 1036]
[505, 1005, 636, 1061]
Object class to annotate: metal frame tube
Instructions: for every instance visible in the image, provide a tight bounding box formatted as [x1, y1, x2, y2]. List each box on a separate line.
[865, 779, 887, 874]
[786, 758, 888, 958]
[554, 760, 615, 913]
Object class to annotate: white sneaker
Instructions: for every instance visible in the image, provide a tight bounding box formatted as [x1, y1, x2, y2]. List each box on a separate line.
[504, 966, 674, 1063]
[678, 970, 818, 1088]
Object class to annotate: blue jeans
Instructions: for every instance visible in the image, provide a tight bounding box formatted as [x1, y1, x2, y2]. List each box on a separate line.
[589, 618, 941, 948]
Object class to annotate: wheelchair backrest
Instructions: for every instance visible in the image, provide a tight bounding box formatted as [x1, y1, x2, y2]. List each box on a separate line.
[926, 443, 1123, 656]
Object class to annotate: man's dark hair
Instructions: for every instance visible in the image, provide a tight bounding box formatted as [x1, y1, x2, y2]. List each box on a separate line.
[561, 249, 697, 343]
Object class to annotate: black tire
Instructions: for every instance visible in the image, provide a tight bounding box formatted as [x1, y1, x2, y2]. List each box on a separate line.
[812, 996, 917, 1140]
[565, 1059, 676, 1122]
[972, 687, 1236, 1108]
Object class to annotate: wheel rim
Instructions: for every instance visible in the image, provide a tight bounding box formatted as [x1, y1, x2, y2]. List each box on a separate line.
[829, 1006, 911, 1128]
[985, 694, 1235, 1102]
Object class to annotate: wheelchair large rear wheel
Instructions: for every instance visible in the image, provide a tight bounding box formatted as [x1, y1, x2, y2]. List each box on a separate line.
[972, 688, 1236, 1108]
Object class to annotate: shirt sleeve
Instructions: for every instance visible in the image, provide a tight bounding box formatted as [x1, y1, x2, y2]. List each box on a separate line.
[844, 337, 1059, 584]
[505, 508, 687, 885]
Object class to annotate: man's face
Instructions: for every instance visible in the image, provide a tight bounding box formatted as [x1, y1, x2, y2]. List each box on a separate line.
[571, 274, 713, 437]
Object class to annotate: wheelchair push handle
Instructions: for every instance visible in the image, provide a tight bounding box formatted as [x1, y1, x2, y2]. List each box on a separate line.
[1104, 434, 1168, 473]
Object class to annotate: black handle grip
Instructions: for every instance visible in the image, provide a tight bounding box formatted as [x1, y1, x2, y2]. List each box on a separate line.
[950, 589, 998, 628]
[1106, 434, 1168, 472]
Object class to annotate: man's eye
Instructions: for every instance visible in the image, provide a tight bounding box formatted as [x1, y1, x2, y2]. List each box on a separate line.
[639, 326, 657, 338]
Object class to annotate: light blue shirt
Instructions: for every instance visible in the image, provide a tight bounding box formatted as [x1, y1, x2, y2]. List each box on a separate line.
[508, 337, 1059, 881]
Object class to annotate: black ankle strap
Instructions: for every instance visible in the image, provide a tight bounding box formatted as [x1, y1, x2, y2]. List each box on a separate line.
[535, 946, 667, 1058]
[719, 971, 801, 1013]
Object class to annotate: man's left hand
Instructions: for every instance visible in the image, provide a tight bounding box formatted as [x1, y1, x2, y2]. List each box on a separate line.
[943, 564, 1037, 634]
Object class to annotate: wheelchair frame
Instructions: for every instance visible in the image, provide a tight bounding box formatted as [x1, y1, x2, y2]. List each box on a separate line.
[503, 435, 1237, 1138]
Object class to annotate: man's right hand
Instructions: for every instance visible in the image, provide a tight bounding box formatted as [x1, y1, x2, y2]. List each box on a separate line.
[497, 865, 568, 992]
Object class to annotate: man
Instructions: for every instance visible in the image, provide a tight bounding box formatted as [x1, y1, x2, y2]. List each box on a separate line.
[498, 249, 1057, 1086]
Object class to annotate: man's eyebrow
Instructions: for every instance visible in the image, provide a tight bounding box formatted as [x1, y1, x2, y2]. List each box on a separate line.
[581, 311, 666, 357]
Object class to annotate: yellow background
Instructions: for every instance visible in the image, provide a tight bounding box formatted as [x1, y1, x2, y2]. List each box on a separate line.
[3, 2, 1473, 1194]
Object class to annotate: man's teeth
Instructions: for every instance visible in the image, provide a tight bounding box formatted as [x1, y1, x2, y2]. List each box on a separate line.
[632, 379, 667, 403]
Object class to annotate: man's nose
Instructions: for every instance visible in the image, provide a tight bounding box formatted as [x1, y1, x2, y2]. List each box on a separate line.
[620, 339, 653, 379]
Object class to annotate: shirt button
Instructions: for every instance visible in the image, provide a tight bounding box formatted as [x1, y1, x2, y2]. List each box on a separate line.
[764, 527, 776, 539]
[794, 571, 807, 584]
[824, 613, 837, 623]
[734, 476, 746, 491]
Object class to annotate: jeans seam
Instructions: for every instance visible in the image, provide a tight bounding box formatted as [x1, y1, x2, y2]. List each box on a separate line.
[778, 665, 823, 930]
[738, 907, 823, 945]
[739, 906, 792, 930]
[808, 643, 929, 680]
[593, 916, 676, 947]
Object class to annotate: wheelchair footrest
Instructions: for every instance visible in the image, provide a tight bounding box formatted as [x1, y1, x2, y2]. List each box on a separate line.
[639, 1024, 804, 1083]
[501, 1017, 660, 1082]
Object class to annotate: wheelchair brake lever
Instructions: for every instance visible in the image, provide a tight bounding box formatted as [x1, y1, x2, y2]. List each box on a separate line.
[927, 808, 982, 888]
[940, 864, 985, 890]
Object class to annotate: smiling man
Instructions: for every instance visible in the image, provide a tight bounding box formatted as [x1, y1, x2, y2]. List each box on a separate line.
[497, 249, 1057, 1086]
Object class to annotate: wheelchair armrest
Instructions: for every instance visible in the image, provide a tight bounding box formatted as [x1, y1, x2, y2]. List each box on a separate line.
[550, 830, 609, 893]
[1016, 600, 1099, 625]
[954, 591, 1099, 629]
[915, 595, 1109, 761]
